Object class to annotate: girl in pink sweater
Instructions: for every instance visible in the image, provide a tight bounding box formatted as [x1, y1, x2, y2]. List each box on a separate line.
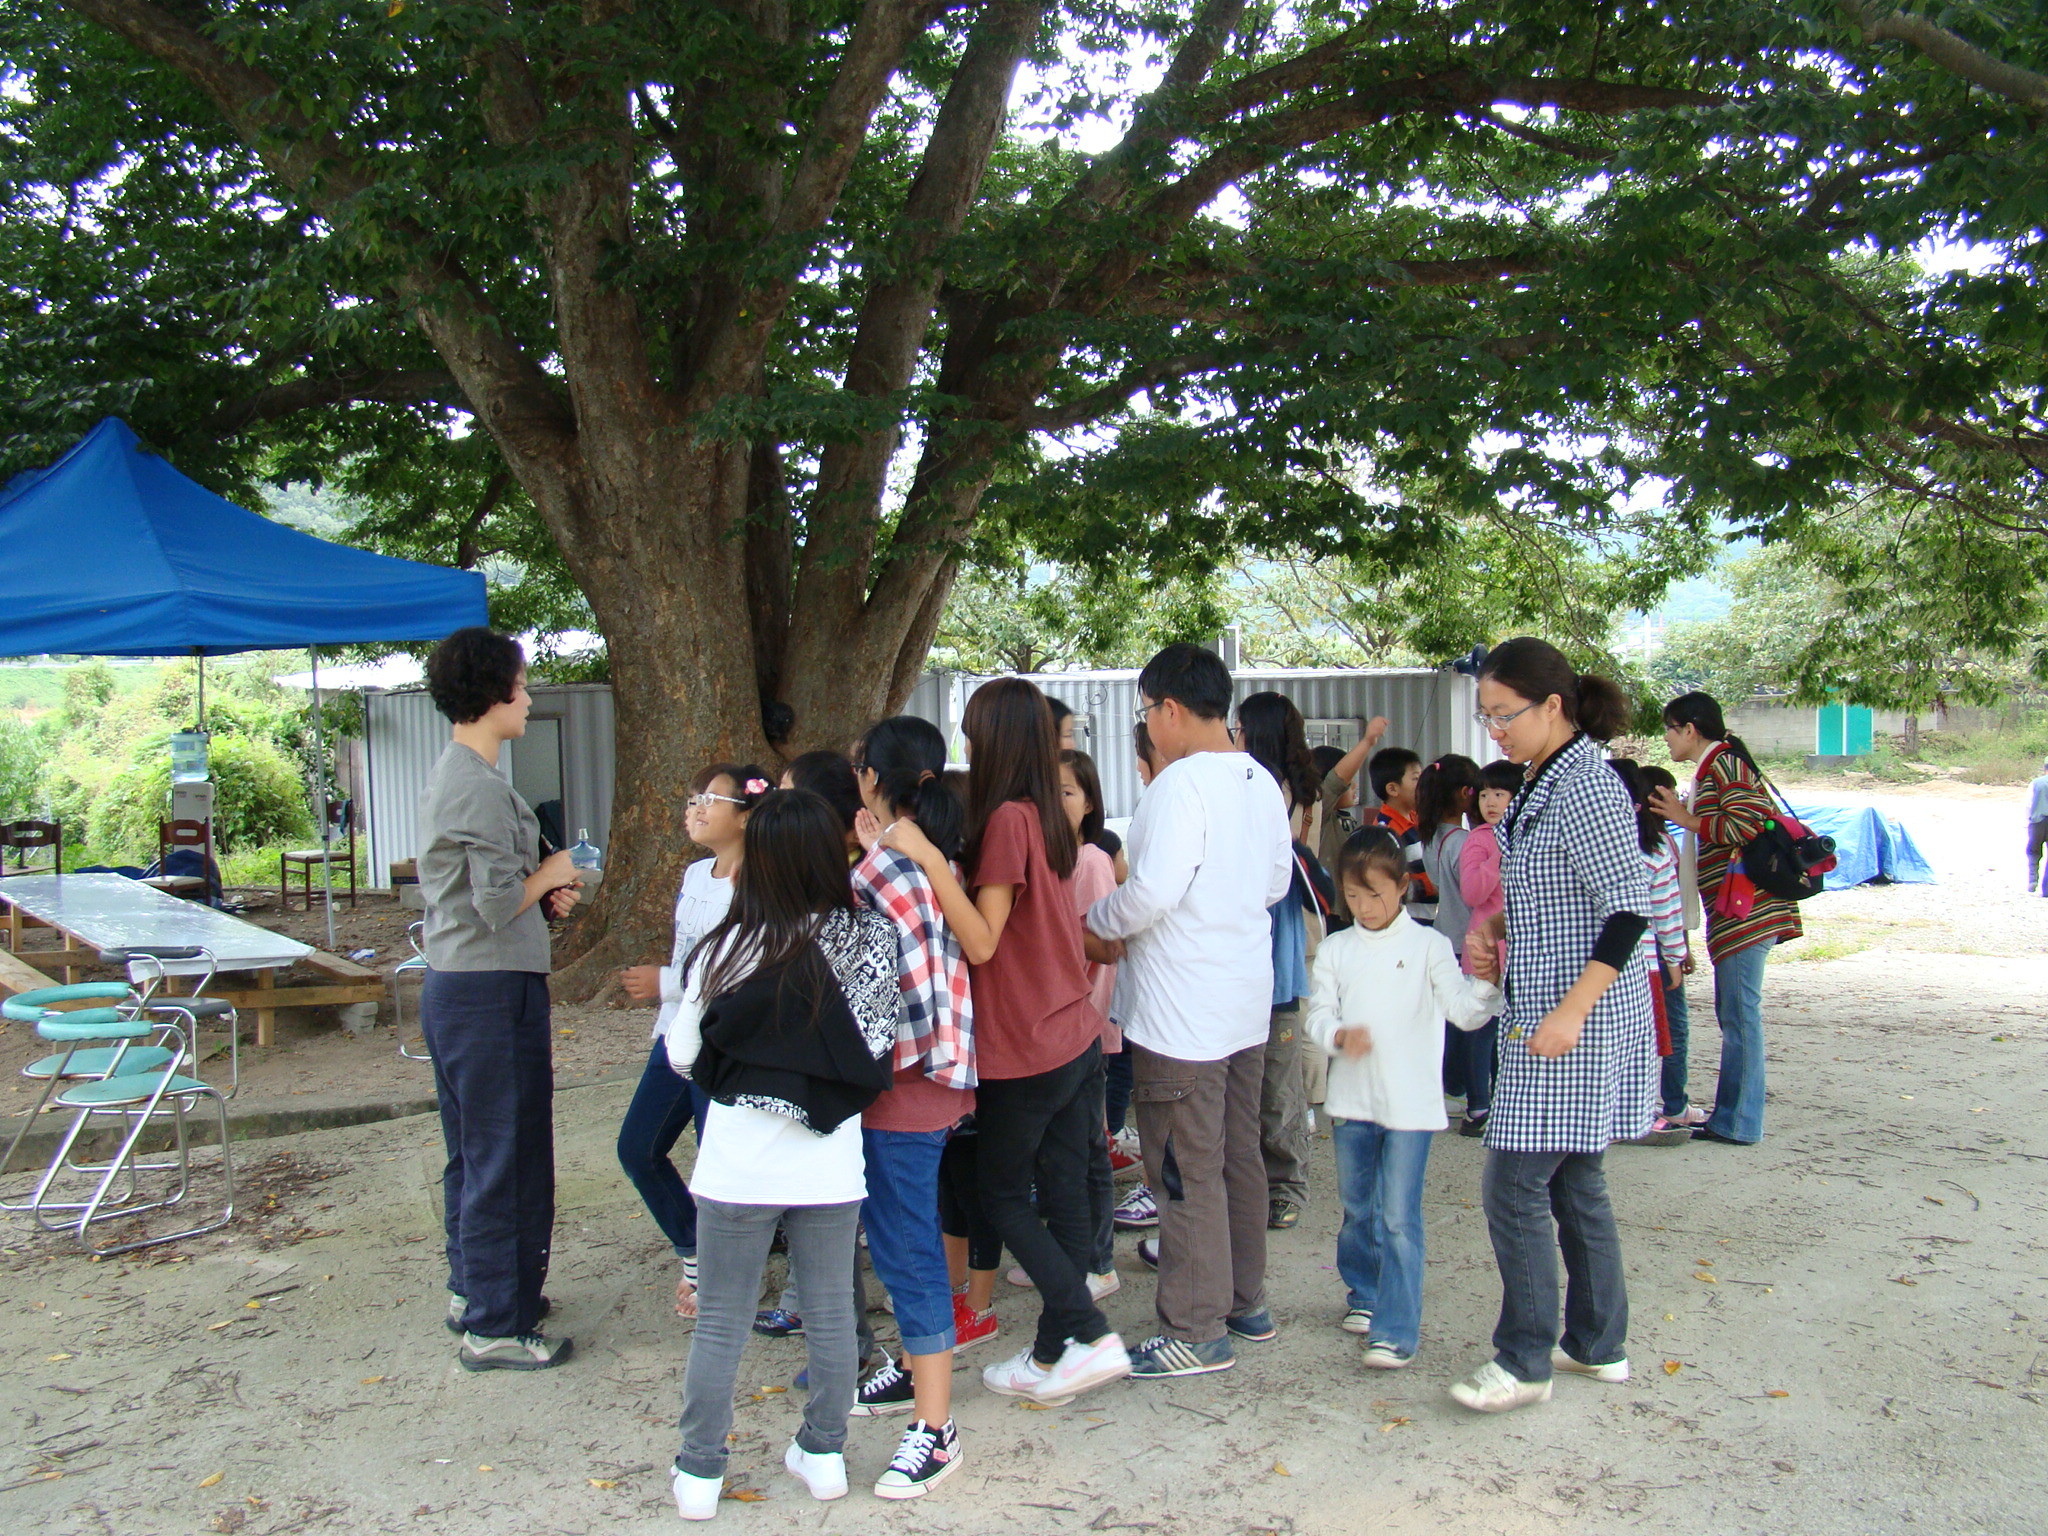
[1451, 760, 1522, 1135]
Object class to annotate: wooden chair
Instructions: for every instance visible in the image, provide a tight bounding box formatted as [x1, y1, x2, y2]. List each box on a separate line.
[281, 799, 357, 912]
[146, 820, 212, 901]
[0, 820, 62, 877]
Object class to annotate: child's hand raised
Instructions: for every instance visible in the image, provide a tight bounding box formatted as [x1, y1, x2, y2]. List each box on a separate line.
[854, 807, 885, 852]
[1333, 1025, 1373, 1059]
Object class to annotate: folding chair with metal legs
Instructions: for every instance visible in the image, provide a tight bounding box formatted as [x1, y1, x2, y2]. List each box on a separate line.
[394, 921, 430, 1061]
[0, 982, 166, 1209]
[103, 946, 242, 1098]
[29, 1010, 235, 1255]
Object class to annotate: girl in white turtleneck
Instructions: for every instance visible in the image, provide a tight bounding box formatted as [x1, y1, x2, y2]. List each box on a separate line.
[1305, 828, 1500, 1370]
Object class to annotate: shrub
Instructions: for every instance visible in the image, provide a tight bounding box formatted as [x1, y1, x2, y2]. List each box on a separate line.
[0, 715, 47, 822]
[94, 732, 314, 858]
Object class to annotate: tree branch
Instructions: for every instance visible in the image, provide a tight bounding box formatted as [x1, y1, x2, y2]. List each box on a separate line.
[60, 0, 577, 468]
[1017, 351, 1227, 433]
[1839, 1, 2048, 114]
[208, 369, 468, 434]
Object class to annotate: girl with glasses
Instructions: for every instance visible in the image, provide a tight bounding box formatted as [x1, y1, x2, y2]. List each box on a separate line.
[618, 763, 772, 1314]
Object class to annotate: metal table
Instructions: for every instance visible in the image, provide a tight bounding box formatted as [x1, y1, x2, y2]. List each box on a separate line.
[0, 873, 314, 1044]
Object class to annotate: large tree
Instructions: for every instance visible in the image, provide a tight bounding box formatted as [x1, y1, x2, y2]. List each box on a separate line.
[3, 1, 2044, 988]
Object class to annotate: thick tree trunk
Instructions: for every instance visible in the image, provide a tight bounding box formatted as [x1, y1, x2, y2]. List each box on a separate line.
[543, 440, 955, 1000]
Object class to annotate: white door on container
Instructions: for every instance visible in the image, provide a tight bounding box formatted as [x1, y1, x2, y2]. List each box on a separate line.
[1302, 718, 1364, 751]
[508, 716, 566, 851]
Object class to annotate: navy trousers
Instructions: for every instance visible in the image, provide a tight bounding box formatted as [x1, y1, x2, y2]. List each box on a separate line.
[421, 969, 556, 1338]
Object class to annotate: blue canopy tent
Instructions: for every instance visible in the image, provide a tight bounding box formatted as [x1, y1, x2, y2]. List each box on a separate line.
[0, 417, 489, 941]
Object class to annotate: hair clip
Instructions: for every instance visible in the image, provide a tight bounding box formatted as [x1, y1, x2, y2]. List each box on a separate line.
[744, 777, 770, 796]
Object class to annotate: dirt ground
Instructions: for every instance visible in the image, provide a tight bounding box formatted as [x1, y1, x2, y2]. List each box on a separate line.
[1, 787, 2044, 1535]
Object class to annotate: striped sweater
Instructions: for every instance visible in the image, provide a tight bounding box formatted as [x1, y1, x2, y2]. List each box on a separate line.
[1692, 747, 1803, 962]
[1644, 838, 1686, 968]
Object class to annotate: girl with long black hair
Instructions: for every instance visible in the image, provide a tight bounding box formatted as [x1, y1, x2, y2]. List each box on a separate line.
[837, 715, 977, 1496]
[1235, 690, 1320, 1230]
[665, 790, 900, 1519]
[1648, 691, 1802, 1145]
[881, 678, 1131, 1408]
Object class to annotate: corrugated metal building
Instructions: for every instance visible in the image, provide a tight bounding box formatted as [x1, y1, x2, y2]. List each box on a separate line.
[360, 667, 1489, 879]
[363, 683, 615, 882]
[1012, 667, 1492, 818]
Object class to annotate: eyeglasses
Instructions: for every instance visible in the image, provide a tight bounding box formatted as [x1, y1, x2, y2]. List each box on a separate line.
[1133, 701, 1157, 725]
[1473, 701, 1540, 733]
[687, 792, 746, 809]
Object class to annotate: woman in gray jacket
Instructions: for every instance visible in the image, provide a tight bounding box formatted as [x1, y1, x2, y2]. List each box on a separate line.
[418, 628, 584, 1370]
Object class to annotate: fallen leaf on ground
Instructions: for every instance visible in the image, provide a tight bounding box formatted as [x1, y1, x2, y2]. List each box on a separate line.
[477, 1465, 492, 1472]
[1379, 1418, 1411, 1433]
[724, 1489, 768, 1502]
[1021, 1401, 1053, 1411]
[46, 1352, 72, 1362]
[1924, 1196, 1944, 1205]
[1663, 1360, 1682, 1376]
[1895, 1277, 1919, 1286]
[198, 1470, 225, 1488]
[761, 1385, 786, 1394]
[207, 1320, 234, 1331]
[1693, 1272, 1718, 1284]
[588, 1478, 618, 1489]
[1767, 1389, 1790, 1398]
[1663, 1313, 1675, 1321]
[359, 1376, 385, 1385]
[244, 1300, 262, 1310]
[1272, 1462, 1290, 1476]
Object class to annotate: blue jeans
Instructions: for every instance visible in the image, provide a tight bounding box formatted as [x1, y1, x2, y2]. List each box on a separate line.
[419, 969, 555, 1338]
[1482, 1149, 1627, 1382]
[616, 1042, 710, 1255]
[1659, 972, 1692, 1118]
[1104, 1047, 1134, 1135]
[1446, 1019, 1496, 1117]
[1330, 1119, 1433, 1356]
[860, 1128, 957, 1355]
[1706, 940, 1774, 1143]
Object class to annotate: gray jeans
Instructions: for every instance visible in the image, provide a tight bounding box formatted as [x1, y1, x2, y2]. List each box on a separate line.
[677, 1196, 862, 1479]
[1259, 1003, 1309, 1207]
[1481, 1149, 1628, 1383]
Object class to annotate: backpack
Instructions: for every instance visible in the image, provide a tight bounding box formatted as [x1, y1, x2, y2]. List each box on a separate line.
[1704, 746, 1837, 902]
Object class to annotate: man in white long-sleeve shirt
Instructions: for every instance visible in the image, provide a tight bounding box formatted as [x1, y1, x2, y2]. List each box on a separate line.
[1088, 644, 1294, 1378]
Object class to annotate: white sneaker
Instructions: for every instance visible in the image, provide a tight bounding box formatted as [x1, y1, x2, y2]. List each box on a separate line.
[1340, 1308, 1373, 1335]
[1551, 1348, 1629, 1383]
[983, 1345, 1055, 1401]
[672, 1465, 722, 1520]
[1362, 1340, 1415, 1369]
[1449, 1360, 1553, 1414]
[782, 1441, 848, 1501]
[1002, 1267, 1121, 1302]
[1033, 1334, 1132, 1406]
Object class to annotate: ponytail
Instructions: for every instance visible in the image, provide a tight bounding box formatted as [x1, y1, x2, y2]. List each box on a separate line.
[1480, 637, 1631, 742]
[1663, 690, 1760, 773]
[856, 715, 965, 862]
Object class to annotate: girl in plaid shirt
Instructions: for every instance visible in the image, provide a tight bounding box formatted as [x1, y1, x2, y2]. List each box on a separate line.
[845, 716, 976, 1499]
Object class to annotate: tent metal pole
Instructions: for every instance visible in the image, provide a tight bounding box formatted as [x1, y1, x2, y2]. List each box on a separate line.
[311, 649, 335, 951]
[195, 649, 205, 731]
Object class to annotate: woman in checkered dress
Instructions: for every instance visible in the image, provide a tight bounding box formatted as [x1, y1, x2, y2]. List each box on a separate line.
[1453, 639, 1656, 1416]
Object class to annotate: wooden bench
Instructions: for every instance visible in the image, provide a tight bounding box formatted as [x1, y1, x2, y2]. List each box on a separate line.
[0, 947, 59, 998]
[197, 950, 386, 1046]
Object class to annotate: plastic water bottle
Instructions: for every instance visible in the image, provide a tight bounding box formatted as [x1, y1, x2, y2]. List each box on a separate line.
[569, 828, 603, 885]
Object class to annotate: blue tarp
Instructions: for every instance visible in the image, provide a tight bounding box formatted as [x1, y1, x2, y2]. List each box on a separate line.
[0, 418, 486, 656]
[1786, 800, 1937, 889]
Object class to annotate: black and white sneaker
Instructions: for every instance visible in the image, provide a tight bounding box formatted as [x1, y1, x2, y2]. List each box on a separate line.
[873, 1417, 962, 1499]
[849, 1354, 917, 1417]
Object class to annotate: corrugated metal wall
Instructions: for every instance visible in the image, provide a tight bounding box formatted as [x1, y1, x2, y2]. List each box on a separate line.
[971, 668, 1492, 819]
[362, 668, 1490, 876]
[364, 684, 616, 882]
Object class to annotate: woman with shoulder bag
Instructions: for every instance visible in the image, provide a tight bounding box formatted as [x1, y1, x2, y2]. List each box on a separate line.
[1648, 692, 1802, 1146]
